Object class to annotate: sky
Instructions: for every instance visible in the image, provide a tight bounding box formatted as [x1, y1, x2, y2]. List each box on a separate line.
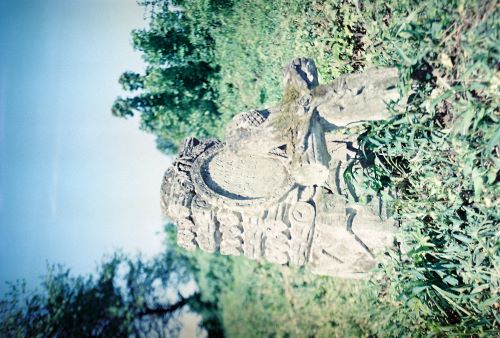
[0, 0, 172, 294]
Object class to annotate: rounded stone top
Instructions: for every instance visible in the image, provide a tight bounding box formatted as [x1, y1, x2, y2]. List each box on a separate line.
[191, 144, 295, 210]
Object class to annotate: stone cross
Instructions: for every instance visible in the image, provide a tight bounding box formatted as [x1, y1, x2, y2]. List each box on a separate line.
[161, 58, 400, 278]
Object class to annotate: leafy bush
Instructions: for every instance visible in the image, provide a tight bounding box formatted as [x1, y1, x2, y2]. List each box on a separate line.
[352, 0, 499, 334]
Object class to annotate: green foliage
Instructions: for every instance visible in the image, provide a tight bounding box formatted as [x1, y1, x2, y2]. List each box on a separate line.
[195, 0, 366, 120]
[1, 258, 133, 338]
[220, 259, 386, 337]
[112, 3, 222, 153]
[347, 0, 499, 334]
[0, 248, 220, 338]
[114, 0, 369, 152]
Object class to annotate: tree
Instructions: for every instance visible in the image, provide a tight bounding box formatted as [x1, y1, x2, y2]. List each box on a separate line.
[112, 2, 223, 154]
[0, 238, 225, 338]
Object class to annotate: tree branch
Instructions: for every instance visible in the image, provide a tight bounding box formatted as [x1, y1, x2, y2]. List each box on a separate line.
[137, 292, 200, 317]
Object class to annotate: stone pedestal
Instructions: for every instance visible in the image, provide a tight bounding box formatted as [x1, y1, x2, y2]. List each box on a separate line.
[161, 58, 401, 278]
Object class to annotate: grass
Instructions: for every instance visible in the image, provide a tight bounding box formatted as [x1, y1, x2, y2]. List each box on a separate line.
[179, 0, 499, 336]
[351, 0, 499, 334]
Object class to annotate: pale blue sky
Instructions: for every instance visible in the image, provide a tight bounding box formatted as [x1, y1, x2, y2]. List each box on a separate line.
[0, 0, 171, 294]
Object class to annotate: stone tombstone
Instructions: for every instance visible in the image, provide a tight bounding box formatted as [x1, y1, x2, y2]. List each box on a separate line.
[161, 58, 401, 278]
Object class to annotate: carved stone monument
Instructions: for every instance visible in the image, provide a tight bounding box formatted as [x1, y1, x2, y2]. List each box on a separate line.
[161, 58, 401, 278]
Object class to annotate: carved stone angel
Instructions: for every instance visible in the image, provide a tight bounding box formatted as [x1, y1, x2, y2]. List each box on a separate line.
[161, 58, 401, 278]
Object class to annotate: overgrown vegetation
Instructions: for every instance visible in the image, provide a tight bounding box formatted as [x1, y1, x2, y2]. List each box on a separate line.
[352, 0, 499, 333]
[0, 228, 228, 338]
[113, 0, 370, 152]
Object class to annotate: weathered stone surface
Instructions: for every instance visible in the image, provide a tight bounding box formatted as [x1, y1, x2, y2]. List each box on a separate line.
[160, 58, 401, 278]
